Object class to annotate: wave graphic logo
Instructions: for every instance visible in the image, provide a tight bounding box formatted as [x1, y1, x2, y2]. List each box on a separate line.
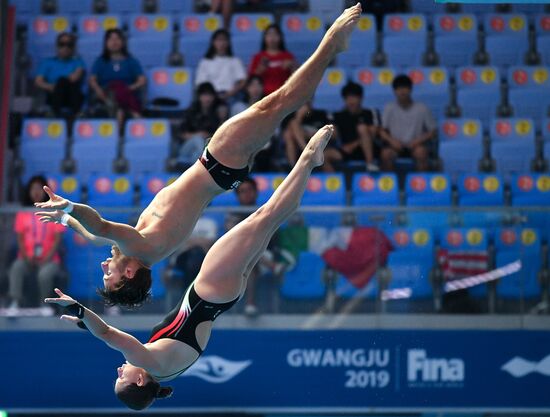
[501, 354, 550, 378]
[180, 355, 252, 383]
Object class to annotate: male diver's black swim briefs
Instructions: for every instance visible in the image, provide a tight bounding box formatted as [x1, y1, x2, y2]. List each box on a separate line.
[199, 147, 249, 190]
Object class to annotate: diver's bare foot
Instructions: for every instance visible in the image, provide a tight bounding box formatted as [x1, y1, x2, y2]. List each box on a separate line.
[323, 3, 361, 55]
[306, 125, 334, 167]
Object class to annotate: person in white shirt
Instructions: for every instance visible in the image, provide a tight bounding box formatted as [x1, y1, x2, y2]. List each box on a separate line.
[194, 29, 247, 102]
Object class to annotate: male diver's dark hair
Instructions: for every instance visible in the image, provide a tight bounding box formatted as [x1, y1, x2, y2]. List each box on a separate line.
[116, 380, 173, 410]
[97, 267, 152, 308]
[392, 74, 413, 90]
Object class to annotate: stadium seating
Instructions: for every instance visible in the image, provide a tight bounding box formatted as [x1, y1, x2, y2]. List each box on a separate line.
[71, 119, 118, 180]
[490, 118, 536, 175]
[253, 173, 284, 205]
[409, 0, 447, 16]
[508, 66, 550, 125]
[384, 227, 434, 299]
[156, 0, 194, 15]
[104, 0, 141, 15]
[179, 14, 222, 69]
[27, 15, 72, 73]
[494, 227, 541, 300]
[536, 14, 550, 66]
[543, 117, 550, 162]
[146, 67, 194, 111]
[280, 251, 326, 299]
[9, 0, 42, 25]
[280, 13, 324, 64]
[123, 119, 171, 176]
[230, 13, 274, 66]
[19, 118, 67, 176]
[301, 174, 346, 227]
[139, 173, 178, 207]
[510, 173, 550, 239]
[433, 14, 478, 68]
[46, 174, 82, 202]
[484, 14, 529, 69]
[77, 14, 123, 70]
[56, 0, 94, 15]
[438, 118, 484, 176]
[383, 14, 427, 69]
[456, 66, 501, 127]
[337, 14, 376, 69]
[127, 14, 174, 70]
[351, 173, 400, 227]
[87, 173, 134, 207]
[457, 173, 505, 231]
[353, 67, 396, 111]
[406, 67, 450, 119]
[404, 173, 452, 234]
[312, 67, 346, 112]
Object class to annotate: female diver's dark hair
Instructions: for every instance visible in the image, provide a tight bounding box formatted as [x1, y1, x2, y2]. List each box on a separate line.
[116, 379, 173, 410]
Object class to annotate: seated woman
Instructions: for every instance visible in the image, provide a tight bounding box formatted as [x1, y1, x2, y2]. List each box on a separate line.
[88, 28, 146, 129]
[195, 29, 247, 103]
[34, 32, 85, 117]
[45, 125, 334, 410]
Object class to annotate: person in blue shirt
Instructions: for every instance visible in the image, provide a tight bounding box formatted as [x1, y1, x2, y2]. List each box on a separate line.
[34, 32, 85, 117]
[89, 29, 146, 127]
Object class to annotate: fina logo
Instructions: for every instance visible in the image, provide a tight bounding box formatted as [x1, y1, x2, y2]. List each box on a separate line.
[501, 354, 550, 378]
[407, 349, 465, 387]
[180, 355, 252, 383]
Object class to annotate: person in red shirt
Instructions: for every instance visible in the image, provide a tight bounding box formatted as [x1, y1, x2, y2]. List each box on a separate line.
[249, 24, 297, 95]
[7, 176, 65, 314]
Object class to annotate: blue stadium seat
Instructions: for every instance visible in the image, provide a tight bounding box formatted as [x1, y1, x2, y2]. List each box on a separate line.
[301, 174, 346, 227]
[64, 230, 105, 300]
[139, 173, 178, 207]
[351, 173, 399, 227]
[9, 0, 42, 25]
[511, 4, 546, 14]
[510, 173, 550, 239]
[382, 14, 427, 69]
[281, 13, 324, 64]
[406, 67, 449, 119]
[230, 13, 274, 66]
[353, 67, 396, 111]
[456, 66, 501, 127]
[77, 15, 123, 70]
[123, 119, 171, 176]
[252, 173, 284, 205]
[46, 175, 82, 203]
[157, 0, 194, 14]
[438, 118, 483, 176]
[20, 119, 67, 176]
[508, 66, 550, 125]
[127, 14, 174, 70]
[312, 67, 346, 112]
[409, 0, 447, 16]
[27, 15, 72, 73]
[490, 118, 536, 175]
[337, 14, 376, 69]
[384, 227, 434, 299]
[457, 173, 505, 230]
[179, 14, 222, 69]
[87, 174, 134, 207]
[494, 227, 541, 299]
[484, 14, 529, 69]
[280, 251, 326, 299]
[543, 117, 550, 162]
[439, 227, 489, 296]
[405, 173, 452, 234]
[535, 15, 550, 66]
[460, 4, 495, 15]
[105, 0, 141, 14]
[72, 119, 118, 180]
[57, 0, 93, 15]
[433, 14, 478, 68]
[146, 67, 193, 112]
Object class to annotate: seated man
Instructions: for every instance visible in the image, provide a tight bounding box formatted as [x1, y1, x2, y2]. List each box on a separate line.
[379, 74, 437, 172]
[322, 81, 379, 172]
[35, 3, 363, 308]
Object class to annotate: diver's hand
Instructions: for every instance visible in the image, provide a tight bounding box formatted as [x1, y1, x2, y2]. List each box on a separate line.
[44, 288, 76, 307]
[34, 186, 70, 210]
[35, 209, 65, 224]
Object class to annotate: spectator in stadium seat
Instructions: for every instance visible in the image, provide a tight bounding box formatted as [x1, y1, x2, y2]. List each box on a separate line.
[34, 32, 85, 117]
[323, 81, 379, 172]
[379, 74, 437, 172]
[249, 24, 297, 96]
[177, 82, 224, 169]
[89, 29, 147, 130]
[5, 176, 65, 315]
[230, 75, 264, 117]
[283, 101, 330, 167]
[195, 29, 247, 104]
